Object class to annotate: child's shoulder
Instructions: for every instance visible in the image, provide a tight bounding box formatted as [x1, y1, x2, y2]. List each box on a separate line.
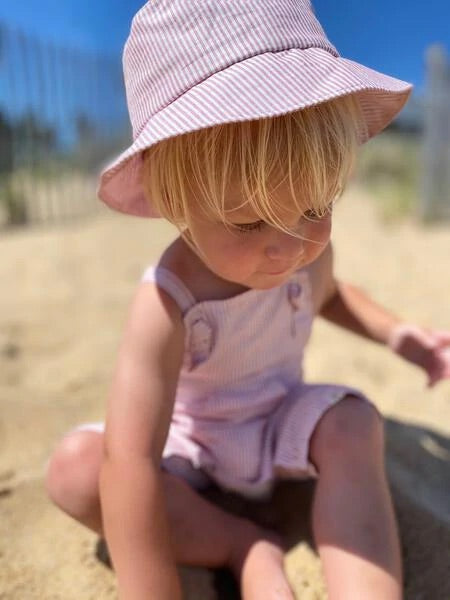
[155, 237, 189, 285]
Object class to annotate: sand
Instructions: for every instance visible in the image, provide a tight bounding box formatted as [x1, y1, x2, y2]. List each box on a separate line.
[0, 185, 449, 599]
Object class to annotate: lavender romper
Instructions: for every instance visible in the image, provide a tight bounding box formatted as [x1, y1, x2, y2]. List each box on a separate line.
[75, 265, 368, 500]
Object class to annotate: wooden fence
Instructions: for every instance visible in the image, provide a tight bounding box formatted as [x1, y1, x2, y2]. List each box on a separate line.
[420, 45, 450, 221]
[0, 22, 129, 227]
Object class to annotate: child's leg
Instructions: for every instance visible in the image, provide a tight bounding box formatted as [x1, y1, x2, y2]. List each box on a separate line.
[309, 396, 402, 600]
[45, 431, 294, 599]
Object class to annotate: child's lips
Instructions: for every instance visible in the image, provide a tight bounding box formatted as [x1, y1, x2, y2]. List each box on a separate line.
[264, 265, 294, 275]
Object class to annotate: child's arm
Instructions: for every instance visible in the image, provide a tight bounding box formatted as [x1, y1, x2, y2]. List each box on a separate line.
[318, 244, 450, 387]
[99, 282, 185, 600]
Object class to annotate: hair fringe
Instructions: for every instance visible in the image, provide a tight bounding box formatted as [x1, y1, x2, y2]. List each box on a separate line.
[142, 94, 362, 236]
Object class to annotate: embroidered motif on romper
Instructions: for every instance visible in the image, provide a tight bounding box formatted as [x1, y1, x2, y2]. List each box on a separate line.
[189, 316, 214, 368]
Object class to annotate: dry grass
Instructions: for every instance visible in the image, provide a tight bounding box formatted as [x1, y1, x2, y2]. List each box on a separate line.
[355, 131, 421, 222]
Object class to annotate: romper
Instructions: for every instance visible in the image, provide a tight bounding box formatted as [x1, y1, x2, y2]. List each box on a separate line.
[74, 265, 368, 499]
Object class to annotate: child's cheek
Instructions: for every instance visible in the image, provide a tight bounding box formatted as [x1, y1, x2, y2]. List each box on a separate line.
[220, 235, 256, 260]
[303, 216, 332, 244]
[212, 234, 261, 277]
[301, 217, 332, 261]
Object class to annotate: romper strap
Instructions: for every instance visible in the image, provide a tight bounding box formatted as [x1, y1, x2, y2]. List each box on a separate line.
[140, 265, 197, 314]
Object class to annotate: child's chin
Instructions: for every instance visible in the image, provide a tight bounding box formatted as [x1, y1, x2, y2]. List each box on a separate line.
[251, 272, 293, 289]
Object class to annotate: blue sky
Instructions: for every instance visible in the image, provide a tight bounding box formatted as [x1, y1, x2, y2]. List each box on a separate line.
[1, 1, 449, 93]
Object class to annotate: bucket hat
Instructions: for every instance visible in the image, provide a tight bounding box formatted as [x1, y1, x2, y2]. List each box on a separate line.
[98, 0, 413, 217]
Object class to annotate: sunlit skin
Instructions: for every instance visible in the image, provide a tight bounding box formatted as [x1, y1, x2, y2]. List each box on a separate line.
[184, 180, 333, 290]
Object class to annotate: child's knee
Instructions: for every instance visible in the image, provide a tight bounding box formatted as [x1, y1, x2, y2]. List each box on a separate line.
[309, 396, 384, 472]
[45, 431, 103, 513]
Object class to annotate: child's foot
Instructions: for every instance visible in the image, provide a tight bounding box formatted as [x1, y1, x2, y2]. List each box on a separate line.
[229, 526, 295, 600]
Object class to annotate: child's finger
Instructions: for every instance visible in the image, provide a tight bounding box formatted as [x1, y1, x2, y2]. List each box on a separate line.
[427, 370, 441, 387]
[426, 358, 450, 387]
[433, 332, 450, 348]
[437, 346, 450, 364]
[427, 369, 444, 387]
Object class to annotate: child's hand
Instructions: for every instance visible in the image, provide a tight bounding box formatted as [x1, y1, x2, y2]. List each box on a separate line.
[387, 323, 450, 387]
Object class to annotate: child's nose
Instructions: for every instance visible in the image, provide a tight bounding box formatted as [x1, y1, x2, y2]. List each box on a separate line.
[264, 231, 304, 262]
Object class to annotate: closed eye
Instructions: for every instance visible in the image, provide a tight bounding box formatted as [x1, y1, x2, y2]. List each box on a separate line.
[303, 209, 323, 220]
[233, 220, 265, 233]
[302, 203, 334, 221]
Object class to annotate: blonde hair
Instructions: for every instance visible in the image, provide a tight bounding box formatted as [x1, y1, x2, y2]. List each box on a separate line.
[142, 94, 362, 236]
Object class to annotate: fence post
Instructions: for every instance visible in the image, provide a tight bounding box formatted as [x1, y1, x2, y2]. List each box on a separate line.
[420, 45, 450, 221]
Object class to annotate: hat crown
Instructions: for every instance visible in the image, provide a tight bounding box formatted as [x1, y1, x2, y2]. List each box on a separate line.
[124, 0, 338, 139]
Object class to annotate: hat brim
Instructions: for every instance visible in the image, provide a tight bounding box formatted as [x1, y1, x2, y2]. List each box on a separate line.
[98, 47, 412, 217]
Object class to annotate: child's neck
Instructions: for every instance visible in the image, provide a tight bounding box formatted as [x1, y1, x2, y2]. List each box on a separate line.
[160, 236, 251, 303]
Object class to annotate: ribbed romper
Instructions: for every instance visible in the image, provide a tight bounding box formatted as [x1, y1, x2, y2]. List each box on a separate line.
[75, 264, 367, 499]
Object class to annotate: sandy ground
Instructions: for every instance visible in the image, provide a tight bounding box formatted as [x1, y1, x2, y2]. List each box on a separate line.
[0, 185, 449, 599]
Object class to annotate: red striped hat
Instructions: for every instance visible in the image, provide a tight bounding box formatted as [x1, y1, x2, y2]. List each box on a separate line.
[98, 0, 413, 217]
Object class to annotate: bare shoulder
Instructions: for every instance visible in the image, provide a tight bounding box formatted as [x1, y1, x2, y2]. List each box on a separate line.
[103, 277, 186, 459]
[305, 242, 337, 314]
[158, 236, 188, 275]
[157, 236, 200, 292]
[117, 275, 187, 386]
[127, 276, 185, 346]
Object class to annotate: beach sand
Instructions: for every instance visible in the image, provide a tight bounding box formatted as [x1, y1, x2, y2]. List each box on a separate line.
[0, 186, 449, 599]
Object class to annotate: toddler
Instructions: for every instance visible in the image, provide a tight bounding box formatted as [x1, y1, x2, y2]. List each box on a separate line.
[45, 1, 450, 599]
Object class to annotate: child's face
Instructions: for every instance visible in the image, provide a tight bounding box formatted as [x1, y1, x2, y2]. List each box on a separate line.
[186, 181, 332, 290]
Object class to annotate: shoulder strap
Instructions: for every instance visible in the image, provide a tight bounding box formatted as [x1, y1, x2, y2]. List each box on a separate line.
[140, 266, 197, 314]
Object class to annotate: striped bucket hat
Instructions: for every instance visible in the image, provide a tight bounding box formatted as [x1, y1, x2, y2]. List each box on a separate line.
[98, 0, 413, 217]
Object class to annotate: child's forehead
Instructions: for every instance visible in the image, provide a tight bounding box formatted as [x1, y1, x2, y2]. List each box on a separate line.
[222, 178, 302, 220]
[224, 203, 259, 221]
